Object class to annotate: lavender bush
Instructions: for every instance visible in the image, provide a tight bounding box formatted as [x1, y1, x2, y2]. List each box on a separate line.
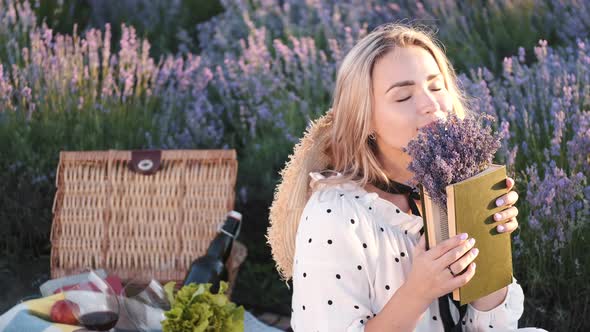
[0, 0, 35, 64]
[404, 112, 502, 207]
[196, 0, 590, 73]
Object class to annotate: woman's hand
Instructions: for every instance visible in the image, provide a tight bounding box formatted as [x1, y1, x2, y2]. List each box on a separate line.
[407, 233, 478, 304]
[493, 177, 520, 234]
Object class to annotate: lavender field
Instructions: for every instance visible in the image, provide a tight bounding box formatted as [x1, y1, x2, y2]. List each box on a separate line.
[0, 0, 588, 330]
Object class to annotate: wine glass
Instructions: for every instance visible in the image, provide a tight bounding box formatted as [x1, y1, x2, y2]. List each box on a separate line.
[122, 277, 170, 332]
[58, 269, 120, 331]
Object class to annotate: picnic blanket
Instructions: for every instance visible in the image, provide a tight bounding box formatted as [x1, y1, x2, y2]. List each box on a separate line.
[0, 292, 283, 332]
[0, 291, 163, 332]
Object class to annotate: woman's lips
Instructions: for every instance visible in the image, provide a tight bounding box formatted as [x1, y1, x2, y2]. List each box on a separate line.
[418, 112, 447, 131]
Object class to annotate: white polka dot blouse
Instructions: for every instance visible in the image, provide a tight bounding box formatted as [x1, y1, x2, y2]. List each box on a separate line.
[290, 172, 526, 331]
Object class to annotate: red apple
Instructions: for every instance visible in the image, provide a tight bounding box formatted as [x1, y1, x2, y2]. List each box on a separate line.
[50, 299, 80, 325]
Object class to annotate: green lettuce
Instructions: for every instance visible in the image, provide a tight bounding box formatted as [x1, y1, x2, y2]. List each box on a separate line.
[161, 281, 245, 332]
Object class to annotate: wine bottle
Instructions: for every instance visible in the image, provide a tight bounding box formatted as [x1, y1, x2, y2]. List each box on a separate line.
[182, 211, 242, 293]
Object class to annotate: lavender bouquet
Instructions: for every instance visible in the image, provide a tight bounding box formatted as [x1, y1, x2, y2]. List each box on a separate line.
[404, 112, 502, 207]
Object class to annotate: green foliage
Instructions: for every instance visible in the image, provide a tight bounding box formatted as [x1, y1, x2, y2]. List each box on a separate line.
[162, 281, 245, 332]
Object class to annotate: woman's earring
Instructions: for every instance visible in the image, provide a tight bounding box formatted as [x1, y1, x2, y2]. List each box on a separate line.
[368, 132, 376, 140]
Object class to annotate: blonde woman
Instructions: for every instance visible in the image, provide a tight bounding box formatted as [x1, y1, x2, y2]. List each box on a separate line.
[266, 23, 549, 332]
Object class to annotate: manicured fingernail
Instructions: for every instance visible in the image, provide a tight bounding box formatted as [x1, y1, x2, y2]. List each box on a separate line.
[496, 198, 504, 207]
[459, 233, 468, 240]
[468, 238, 476, 245]
[472, 248, 479, 255]
[494, 213, 502, 221]
[497, 225, 505, 232]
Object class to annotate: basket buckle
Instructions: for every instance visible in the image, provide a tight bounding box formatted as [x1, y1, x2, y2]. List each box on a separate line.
[129, 150, 162, 175]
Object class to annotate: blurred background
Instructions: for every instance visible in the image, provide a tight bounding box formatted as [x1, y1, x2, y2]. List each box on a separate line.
[0, 0, 588, 331]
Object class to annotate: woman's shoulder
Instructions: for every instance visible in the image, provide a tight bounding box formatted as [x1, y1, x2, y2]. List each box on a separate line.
[294, 172, 379, 269]
[307, 171, 373, 209]
[299, 172, 379, 231]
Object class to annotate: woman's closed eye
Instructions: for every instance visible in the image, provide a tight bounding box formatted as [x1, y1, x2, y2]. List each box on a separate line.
[395, 87, 444, 102]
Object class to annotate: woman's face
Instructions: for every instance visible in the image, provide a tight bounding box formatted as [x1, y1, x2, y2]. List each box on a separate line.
[371, 45, 451, 155]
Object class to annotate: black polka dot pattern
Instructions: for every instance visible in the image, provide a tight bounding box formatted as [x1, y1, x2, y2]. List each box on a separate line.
[293, 191, 444, 330]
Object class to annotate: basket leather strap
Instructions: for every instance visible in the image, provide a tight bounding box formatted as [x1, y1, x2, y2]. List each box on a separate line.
[128, 150, 162, 175]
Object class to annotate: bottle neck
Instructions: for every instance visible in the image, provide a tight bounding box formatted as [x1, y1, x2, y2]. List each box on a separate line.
[206, 216, 240, 259]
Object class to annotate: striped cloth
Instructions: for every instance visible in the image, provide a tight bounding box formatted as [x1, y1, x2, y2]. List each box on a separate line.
[0, 293, 85, 332]
[0, 292, 284, 332]
[0, 291, 160, 332]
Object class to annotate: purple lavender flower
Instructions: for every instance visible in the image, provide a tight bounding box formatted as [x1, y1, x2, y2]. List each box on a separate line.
[525, 161, 588, 253]
[405, 112, 502, 207]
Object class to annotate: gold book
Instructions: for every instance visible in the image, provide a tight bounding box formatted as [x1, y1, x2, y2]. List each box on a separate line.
[419, 164, 513, 305]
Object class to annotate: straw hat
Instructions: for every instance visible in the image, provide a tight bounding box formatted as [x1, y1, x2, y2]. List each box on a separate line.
[266, 109, 335, 282]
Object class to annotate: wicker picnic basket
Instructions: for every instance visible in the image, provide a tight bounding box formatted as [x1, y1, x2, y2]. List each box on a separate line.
[50, 149, 247, 298]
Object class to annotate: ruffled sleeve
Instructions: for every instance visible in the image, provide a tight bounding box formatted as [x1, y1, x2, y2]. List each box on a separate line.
[290, 182, 377, 331]
[464, 276, 525, 331]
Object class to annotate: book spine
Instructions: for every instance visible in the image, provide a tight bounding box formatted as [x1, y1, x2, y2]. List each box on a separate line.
[419, 185, 430, 250]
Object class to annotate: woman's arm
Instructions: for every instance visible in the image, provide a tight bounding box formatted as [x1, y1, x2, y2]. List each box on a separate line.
[464, 276, 525, 331]
[365, 282, 432, 332]
[290, 190, 377, 331]
[470, 286, 508, 311]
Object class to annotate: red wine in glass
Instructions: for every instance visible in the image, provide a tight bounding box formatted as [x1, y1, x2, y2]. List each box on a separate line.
[78, 311, 119, 330]
[59, 269, 121, 332]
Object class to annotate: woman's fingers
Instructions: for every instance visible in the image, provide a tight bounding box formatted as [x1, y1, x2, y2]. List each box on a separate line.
[506, 177, 515, 190]
[449, 260, 477, 289]
[439, 236, 477, 270]
[498, 217, 519, 233]
[448, 242, 479, 276]
[495, 190, 519, 208]
[494, 206, 519, 232]
[415, 233, 426, 255]
[494, 206, 519, 222]
[425, 233, 469, 260]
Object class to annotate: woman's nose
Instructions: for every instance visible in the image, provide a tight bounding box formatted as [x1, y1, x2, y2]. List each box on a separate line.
[417, 90, 440, 114]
